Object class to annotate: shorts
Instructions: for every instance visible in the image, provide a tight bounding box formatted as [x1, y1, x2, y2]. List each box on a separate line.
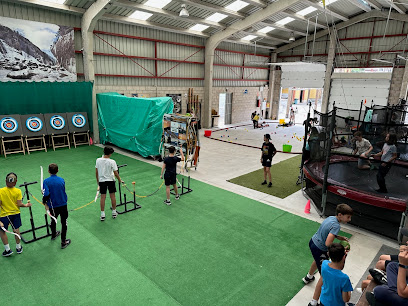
[358, 157, 370, 168]
[0, 214, 22, 230]
[99, 181, 117, 194]
[309, 238, 329, 273]
[164, 173, 176, 186]
[385, 255, 398, 269]
[262, 158, 272, 168]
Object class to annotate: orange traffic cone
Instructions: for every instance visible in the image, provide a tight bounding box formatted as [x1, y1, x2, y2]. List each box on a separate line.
[304, 199, 311, 214]
[90, 137, 93, 145]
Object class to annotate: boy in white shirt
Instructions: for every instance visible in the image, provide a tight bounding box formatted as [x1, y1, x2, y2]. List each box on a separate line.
[352, 131, 373, 170]
[95, 147, 124, 221]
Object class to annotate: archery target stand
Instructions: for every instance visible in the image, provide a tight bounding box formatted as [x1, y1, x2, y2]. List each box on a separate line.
[115, 164, 141, 214]
[19, 181, 52, 244]
[0, 115, 25, 158]
[44, 113, 71, 151]
[21, 114, 47, 154]
[67, 112, 90, 148]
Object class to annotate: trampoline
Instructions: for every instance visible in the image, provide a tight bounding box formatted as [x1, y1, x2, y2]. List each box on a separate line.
[303, 155, 408, 239]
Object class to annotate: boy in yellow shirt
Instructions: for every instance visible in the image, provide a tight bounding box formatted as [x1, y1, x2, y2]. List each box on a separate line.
[0, 173, 32, 257]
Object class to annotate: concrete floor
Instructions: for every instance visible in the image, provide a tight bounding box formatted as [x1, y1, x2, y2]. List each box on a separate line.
[111, 120, 399, 305]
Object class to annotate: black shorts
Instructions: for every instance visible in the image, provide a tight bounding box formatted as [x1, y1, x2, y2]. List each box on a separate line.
[0, 213, 22, 230]
[99, 181, 117, 194]
[262, 158, 272, 168]
[309, 238, 329, 273]
[164, 174, 177, 186]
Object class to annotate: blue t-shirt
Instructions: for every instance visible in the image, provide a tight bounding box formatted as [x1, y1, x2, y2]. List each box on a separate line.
[320, 260, 353, 306]
[43, 175, 67, 208]
[312, 216, 340, 251]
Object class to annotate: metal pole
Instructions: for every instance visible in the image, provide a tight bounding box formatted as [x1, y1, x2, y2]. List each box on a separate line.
[358, 100, 363, 131]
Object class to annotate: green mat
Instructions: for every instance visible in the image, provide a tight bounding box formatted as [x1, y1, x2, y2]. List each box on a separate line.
[1, 147, 339, 305]
[228, 155, 302, 199]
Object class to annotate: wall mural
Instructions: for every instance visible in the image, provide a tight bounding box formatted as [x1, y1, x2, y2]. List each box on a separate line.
[0, 17, 76, 82]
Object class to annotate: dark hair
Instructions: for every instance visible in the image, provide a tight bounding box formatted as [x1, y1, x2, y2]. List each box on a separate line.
[264, 134, 271, 140]
[104, 146, 114, 156]
[387, 133, 397, 145]
[354, 131, 362, 138]
[49, 163, 59, 174]
[6, 172, 17, 183]
[329, 243, 345, 262]
[168, 146, 175, 153]
[336, 203, 353, 216]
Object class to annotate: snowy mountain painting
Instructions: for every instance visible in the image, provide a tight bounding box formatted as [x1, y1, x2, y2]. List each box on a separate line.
[0, 17, 76, 82]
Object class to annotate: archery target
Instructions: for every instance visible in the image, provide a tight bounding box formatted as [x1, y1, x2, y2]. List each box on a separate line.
[1, 117, 18, 133]
[72, 114, 86, 128]
[50, 115, 65, 130]
[26, 116, 43, 132]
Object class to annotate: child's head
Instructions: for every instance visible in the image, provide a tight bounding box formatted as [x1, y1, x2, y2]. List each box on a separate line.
[353, 131, 363, 141]
[168, 146, 175, 154]
[264, 134, 271, 142]
[5, 172, 17, 188]
[329, 243, 346, 263]
[385, 133, 397, 145]
[336, 203, 353, 223]
[48, 163, 59, 175]
[104, 146, 114, 156]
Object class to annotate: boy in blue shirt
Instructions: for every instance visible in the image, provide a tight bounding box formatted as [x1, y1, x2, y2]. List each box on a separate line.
[303, 203, 353, 306]
[43, 163, 71, 249]
[320, 243, 353, 306]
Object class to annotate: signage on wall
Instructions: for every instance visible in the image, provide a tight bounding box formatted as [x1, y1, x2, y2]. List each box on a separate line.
[244, 89, 248, 94]
[166, 94, 182, 113]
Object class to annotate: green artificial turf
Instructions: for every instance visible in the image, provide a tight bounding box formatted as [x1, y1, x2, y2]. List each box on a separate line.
[1, 146, 342, 305]
[228, 154, 303, 199]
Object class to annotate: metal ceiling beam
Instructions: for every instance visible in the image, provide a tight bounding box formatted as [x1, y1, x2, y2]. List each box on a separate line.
[260, 20, 307, 36]
[280, 10, 328, 29]
[346, 0, 372, 12]
[242, 0, 268, 8]
[365, 0, 382, 10]
[275, 10, 408, 54]
[240, 31, 289, 43]
[11, 0, 84, 14]
[386, 0, 406, 14]
[301, 0, 349, 21]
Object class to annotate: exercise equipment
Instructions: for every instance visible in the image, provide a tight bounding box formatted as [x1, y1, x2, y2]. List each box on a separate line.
[115, 164, 141, 214]
[0, 114, 25, 158]
[170, 176, 193, 197]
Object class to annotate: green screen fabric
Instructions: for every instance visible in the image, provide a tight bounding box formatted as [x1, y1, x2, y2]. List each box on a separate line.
[0, 81, 93, 131]
[97, 92, 173, 157]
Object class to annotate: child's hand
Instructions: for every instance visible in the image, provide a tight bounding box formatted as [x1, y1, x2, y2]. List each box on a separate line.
[0, 221, 3, 227]
[97, 186, 100, 191]
[338, 236, 349, 242]
[25, 201, 32, 207]
[398, 249, 408, 266]
[160, 175, 163, 179]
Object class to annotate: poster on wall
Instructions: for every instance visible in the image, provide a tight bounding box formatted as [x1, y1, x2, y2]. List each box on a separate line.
[0, 17, 77, 82]
[166, 94, 182, 113]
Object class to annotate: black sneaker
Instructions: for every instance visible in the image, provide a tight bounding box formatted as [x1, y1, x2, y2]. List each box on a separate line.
[61, 239, 71, 249]
[366, 291, 376, 305]
[261, 180, 267, 185]
[369, 268, 387, 285]
[375, 189, 388, 194]
[307, 303, 320, 306]
[268, 182, 272, 188]
[16, 245, 23, 254]
[175, 195, 180, 200]
[164, 199, 171, 205]
[51, 231, 61, 241]
[302, 274, 315, 284]
[100, 215, 105, 221]
[2, 249, 13, 257]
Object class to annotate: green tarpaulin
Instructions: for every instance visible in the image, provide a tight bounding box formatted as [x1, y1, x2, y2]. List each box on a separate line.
[97, 92, 173, 157]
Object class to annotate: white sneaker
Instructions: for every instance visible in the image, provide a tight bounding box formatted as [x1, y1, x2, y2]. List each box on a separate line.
[175, 195, 180, 200]
[355, 288, 363, 294]
[112, 211, 118, 219]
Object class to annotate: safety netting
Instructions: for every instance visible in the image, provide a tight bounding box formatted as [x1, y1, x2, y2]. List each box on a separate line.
[97, 92, 174, 157]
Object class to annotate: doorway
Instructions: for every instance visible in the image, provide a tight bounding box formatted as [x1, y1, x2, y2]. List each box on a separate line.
[219, 93, 233, 125]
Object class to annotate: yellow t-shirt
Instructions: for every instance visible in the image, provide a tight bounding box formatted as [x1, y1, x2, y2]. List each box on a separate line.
[0, 187, 22, 217]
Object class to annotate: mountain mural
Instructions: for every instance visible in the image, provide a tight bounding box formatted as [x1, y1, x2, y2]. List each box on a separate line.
[0, 17, 76, 82]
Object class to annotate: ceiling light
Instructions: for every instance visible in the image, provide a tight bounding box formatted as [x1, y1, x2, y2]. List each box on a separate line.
[297, 6, 317, 16]
[289, 32, 295, 42]
[144, 0, 172, 9]
[190, 24, 209, 32]
[206, 13, 228, 22]
[43, 0, 66, 3]
[276, 17, 294, 26]
[225, 0, 249, 12]
[129, 10, 153, 20]
[179, 4, 189, 17]
[258, 26, 275, 33]
[242, 35, 257, 41]
[319, 0, 339, 6]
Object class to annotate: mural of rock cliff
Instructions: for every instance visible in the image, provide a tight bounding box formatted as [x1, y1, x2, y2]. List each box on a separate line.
[0, 17, 77, 82]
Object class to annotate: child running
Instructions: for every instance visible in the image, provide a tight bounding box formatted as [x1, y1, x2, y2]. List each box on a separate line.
[0, 173, 32, 256]
[42, 163, 71, 249]
[95, 146, 124, 221]
[303, 203, 353, 306]
[260, 134, 276, 187]
[161, 146, 184, 205]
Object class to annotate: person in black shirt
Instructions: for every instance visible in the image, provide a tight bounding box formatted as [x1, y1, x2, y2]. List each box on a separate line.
[260, 134, 276, 187]
[160, 146, 184, 205]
